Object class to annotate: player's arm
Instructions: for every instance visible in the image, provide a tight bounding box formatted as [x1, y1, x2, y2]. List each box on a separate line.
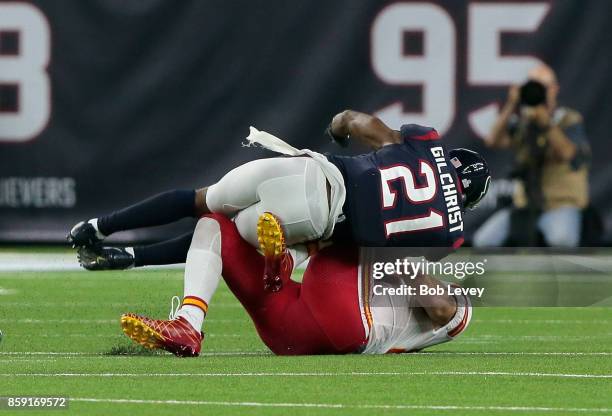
[328, 110, 401, 150]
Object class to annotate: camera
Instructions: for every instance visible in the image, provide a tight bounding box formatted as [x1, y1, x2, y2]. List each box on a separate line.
[519, 80, 547, 106]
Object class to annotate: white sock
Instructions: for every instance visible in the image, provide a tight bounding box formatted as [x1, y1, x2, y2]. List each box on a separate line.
[177, 305, 206, 332]
[88, 218, 107, 240]
[288, 245, 309, 270]
[176, 218, 222, 332]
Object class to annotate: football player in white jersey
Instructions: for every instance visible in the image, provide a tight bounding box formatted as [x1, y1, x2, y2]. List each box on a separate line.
[117, 212, 471, 357]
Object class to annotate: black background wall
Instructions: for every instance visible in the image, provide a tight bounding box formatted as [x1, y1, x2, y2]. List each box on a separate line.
[0, 0, 610, 244]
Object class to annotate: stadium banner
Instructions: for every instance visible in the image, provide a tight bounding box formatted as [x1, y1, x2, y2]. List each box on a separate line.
[0, 0, 611, 243]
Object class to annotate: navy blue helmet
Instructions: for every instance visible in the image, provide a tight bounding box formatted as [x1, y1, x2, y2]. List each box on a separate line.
[449, 148, 491, 210]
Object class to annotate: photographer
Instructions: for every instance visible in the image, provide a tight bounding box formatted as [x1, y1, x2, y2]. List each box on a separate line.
[474, 64, 590, 248]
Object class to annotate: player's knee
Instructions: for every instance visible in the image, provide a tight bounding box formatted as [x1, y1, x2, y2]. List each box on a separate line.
[200, 213, 232, 229]
[203, 183, 223, 213]
[191, 217, 221, 251]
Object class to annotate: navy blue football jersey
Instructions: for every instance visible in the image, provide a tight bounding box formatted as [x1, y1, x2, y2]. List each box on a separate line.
[327, 124, 464, 248]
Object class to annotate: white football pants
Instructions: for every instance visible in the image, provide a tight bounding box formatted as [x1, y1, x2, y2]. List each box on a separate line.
[206, 157, 330, 247]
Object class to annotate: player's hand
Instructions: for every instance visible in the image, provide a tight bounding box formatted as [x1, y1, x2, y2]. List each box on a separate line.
[325, 122, 349, 147]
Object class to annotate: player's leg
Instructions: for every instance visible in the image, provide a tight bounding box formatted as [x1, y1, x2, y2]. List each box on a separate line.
[77, 231, 194, 270]
[411, 274, 458, 328]
[120, 217, 222, 357]
[205, 157, 330, 246]
[201, 213, 324, 354]
[405, 277, 472, 352]
[117, 212, 309, 356]
[68, 189, 198, 246]
[298, 245, 368, 353]
[70, 156, 329, 249]
[218, 212, 363, 355]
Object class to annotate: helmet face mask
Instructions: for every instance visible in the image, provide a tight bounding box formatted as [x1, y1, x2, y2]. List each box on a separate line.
[449, 148, 491, 211]
[464, 175, 491, 210]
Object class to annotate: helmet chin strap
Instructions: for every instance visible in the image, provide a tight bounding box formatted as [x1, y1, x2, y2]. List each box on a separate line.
[455, 172, 468, 212]
[460, 192, 469, 212]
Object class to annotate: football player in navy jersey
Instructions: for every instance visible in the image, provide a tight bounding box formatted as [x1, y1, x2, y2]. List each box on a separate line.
[70, 110, 490, 274]
[325, 110, 491, 250]
[69, 110, 489, 351]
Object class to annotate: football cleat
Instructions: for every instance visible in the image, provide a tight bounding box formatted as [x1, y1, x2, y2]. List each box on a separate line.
[120, 313, 203, 357]
[77, 245, 135, 271]
[257, 212, 290, 292]
[67, 220, 104, 247]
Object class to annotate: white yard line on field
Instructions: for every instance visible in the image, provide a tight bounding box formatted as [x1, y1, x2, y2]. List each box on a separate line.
[0, 253, 81, 271]
[1, 351, 611, 357]
[3, 318, 606, 325]
[0, 318, 247, 324]
[0, 301, 242, 308]
[465, 335, 612, 341]
[1, 371, 611, 379]
[0, 253, 185, 272]
[26, 333, 247, 338]
[0, 352, 92, 356]
[472, 319, 612, 325]
[420, 351, 612, 356]
[6, 333, 242, 338]
[0, 318, 117, 324]
[0, 351, 270, 357]
[70, 398, 612, 413]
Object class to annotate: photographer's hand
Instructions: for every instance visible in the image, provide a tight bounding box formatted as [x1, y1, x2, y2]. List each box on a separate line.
[485, 85, 519, 148]
[507, 85, 520, 108]
[525, 105, 576, 161]
[531, 105, 551, 130]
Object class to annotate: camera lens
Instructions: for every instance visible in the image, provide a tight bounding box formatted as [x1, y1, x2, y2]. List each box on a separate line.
[520, 80, 547, 106]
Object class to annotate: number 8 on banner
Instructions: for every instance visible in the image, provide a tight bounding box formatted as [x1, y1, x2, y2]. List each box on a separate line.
[0, 3, 50, 142]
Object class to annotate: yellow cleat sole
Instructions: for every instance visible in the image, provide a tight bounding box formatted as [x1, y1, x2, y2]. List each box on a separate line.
[120, 315, 166, 350]
[257, 212, 286, 258]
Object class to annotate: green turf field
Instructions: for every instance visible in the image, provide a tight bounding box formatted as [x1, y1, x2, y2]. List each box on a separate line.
[1, 261, 611, 415]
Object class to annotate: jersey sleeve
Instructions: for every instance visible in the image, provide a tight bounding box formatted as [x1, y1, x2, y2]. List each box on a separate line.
[399, 124, 440, 142]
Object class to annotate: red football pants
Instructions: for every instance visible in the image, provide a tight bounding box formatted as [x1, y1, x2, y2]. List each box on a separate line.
[206, 214, 367, 355]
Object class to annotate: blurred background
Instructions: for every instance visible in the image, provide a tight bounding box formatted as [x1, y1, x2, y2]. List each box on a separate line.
[0, 0, 610, 246]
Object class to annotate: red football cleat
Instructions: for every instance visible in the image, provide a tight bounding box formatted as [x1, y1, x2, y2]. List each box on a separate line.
[120, 313, 203, 357]
[257, 212, 293, 292]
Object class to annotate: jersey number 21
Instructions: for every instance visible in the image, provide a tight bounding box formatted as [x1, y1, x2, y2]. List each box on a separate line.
[380, 162, 444, 237]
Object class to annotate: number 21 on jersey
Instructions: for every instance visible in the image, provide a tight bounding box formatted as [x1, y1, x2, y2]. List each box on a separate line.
[380, 162, 444, 237]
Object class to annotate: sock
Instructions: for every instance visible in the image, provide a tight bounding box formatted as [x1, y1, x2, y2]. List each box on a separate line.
[97, 189, 196, 236]
[287, 245, 309, 270]
[88, 218, 107, 240]
[133, 232, 194, 267]
[179, 298, 209, 332]
[176, 217, 222, 332]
